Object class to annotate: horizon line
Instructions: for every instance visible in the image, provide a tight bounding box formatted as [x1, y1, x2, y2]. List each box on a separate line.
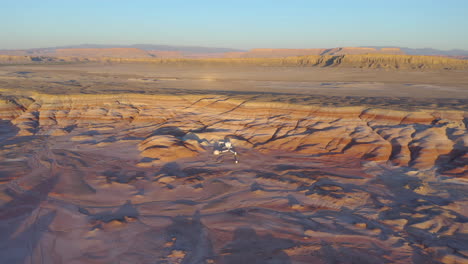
[1, 43, 468, 52]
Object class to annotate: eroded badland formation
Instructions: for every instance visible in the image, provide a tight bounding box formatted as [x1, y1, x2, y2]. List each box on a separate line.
[0, 56, 467, 263]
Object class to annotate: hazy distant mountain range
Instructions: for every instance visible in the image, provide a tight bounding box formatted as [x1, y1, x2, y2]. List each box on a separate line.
[0, 44, 244, 54]
[53, 44, 246, 53]
[1, 44, 467, 59]
[363, 46, 468, 56]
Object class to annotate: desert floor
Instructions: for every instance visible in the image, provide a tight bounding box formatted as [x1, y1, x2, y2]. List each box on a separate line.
[0, 63, 467, 264]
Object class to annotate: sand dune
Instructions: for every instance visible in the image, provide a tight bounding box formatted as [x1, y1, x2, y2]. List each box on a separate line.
[0, 65, 467, 263]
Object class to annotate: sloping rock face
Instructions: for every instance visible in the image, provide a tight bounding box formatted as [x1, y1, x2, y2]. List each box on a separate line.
[0, 93, 467, 263]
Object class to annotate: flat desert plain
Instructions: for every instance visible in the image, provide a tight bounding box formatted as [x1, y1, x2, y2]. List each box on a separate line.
[0, 63, 467, 264]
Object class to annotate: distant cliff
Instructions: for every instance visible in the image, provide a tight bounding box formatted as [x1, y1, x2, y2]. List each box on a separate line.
[225, 47, 405, 58]
[0, 46, 405, 59]
[1, 54, 467, 70]
[3, 44, 468, 58]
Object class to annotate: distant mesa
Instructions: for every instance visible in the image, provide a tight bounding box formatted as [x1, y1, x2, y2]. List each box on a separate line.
[229, 47, 405, 58]
[228, 48, 328, 58]
[0, 44, 244, 59]
[2, 44, 468, 59]
[0, 46, 405, 59]
[1, 53, 468, 70]
[1, 44, 468, 70]
[148, 50, 183, 58]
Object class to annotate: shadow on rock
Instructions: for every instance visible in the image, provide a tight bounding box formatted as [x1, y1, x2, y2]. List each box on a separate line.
[220, 227, 294, 264]
[157, 162, 187, 178]
[80, 200, 139, 224]
[0, 120, 19, 143]
[317, 241, 392, 264]
[162, 211, 214, 264]
[150, 126, 186, 138]
[0, 176, 58, 263]
[0, 176, 58, 221]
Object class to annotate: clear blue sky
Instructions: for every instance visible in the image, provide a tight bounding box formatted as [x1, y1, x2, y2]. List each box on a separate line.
[1, 0, 467, 50]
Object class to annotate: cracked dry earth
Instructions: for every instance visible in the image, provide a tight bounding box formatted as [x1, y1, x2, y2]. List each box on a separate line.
[0, 72, 468, 264]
